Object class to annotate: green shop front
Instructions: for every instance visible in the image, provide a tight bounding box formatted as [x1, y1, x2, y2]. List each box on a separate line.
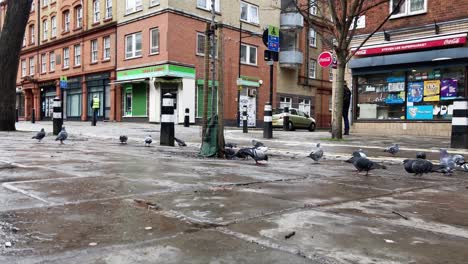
[116, 64, 196, 123]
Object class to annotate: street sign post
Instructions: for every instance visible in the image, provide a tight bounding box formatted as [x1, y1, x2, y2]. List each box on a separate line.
[267, 25, 280, 52]
[318, 51, 333, 68]
[60, 76, 68, 89]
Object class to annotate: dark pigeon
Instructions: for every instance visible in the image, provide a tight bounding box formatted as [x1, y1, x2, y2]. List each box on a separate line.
[55, 127, 68, 144]
[174, 137, 187, 147]
[416, 152, 426, 159]
[308, 143, 323, 163]
[252, 140, 265, 149]
[237, 147, 268, 165]
[144, 135, 152, 147]
[384, 144, 399, 155]
[346, 157, 386, 176]
[403, 159, 416, 174]
[119, 135, 128, 144]
[352, 149, 367, 158]
[225, 142, 238, 149]
[32, 128, 46, 142]
[411, 159, 434, 176]
[224, 148, 237, 160]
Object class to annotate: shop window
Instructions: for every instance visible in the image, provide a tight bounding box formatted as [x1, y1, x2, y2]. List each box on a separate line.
[66, 90, 82, 117]
[123, 84, 147, 117]
[299, 99, 311, 116]
[279, 97, 292, 109]
[125, 90, 132, 116]
[390, 0, 427, 18]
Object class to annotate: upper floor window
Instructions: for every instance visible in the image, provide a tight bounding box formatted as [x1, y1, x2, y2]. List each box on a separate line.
[51, 16, 57, 37]
[31, 1, 35, 12]
[390, 0, 427, 17]
[150, 0, 160, 6]
[197, 0, 220, 12]
[125, 32, 142, 59]
[150, 28, 160, 54]
[91, 39, 98, 62]
[75, 6, 83, 28]
[74, 45, 81, 66]
[126, 0, 143, 14]
[309, 59, 316, 79]
[49, 52, 55, 72]
[29, 25, 35, 44]
[309, 29, 316, 47]
[22, 36, 26, 47]
[103, 36, 111, 60]
[63, 11, 70, 32]
[41, 54, 47, 73]
[42, 20, 48, 41]
[105, 0, 112, 19]
[21, 59, 27, 77]
[63, 47, 70, 69]
[43, 0, 49, 6]
[29, 56, 35, 76]
[240, 43, 257, 65]
[240, 2, 259, 24]
[93, 0, 100, 23]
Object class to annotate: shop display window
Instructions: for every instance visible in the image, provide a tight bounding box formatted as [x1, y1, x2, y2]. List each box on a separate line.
[356, 67, 466, 121]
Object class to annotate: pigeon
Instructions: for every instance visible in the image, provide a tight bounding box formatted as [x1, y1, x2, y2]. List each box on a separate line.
[403, 159, 435, 176]
[416, 152, 426, 159]
[384, 144, 399, 155]
[55, 127, 68, 144]
[225, 142, 238, 149]
[308, 143, 323, 163]
[174, 137, 187, 147]
[439, 149, 456, 175]
[452, 154, 465, 166]
[224, 148, 238, 160]
[32, 128, 46, 142]
[237, 147, 268, 165]
[252, 140, 265, 148]
[352, 149, 367, 158]
[461, 163, 468, 172]
[144, 135, 152, 147]
[346, 157, 386, 176]
[119, 135, 128, 144]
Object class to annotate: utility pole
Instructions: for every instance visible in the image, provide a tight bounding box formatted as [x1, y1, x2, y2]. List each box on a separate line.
[217, 25, 225, 158]
[210, 0, 216, 120]
[202, 23, 211, 138]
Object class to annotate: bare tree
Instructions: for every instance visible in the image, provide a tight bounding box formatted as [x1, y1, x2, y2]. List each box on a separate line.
[0, 0, 33, 131]
[290, 0, 403, 139]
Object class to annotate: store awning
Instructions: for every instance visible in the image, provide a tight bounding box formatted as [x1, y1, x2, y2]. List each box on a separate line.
[108, 78, 149, 85]
[349, 47, 468, 74]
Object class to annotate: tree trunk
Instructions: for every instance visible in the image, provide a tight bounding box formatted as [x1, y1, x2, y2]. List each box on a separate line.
[216, 25, 225, 159]
[201, 23, 211, 138]
[0, 0, 32, 131]
[331, 59, 346, 139]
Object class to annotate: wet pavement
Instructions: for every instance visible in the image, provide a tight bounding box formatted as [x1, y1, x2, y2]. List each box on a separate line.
[0, 122, 467, 263]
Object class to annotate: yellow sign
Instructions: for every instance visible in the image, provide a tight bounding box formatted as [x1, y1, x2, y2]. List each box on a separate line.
[424, 80, 440, 102]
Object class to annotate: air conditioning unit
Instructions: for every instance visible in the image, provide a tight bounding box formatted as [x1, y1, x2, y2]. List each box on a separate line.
[248, 88, 257, 97]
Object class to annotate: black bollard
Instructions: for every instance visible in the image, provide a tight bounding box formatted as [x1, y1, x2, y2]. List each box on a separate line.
[184, 108, 190, 127]
[263, 103, 273, 139]
[15, 108, 19, 122]
[451, 101, 468, 148]
[283, 106, 290, 131]
[31, 108, 35, 124]
[52, 97, 63, 135]
[242, 105, 248, 133]
[160, 93, 175, 146]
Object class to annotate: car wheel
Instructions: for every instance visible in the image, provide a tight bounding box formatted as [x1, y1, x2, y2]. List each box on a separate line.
[308, 122, 316, 132]
[288, 121, 295, 131]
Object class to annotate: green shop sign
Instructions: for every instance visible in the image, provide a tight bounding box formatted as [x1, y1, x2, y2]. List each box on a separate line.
[117, 64, 196, 81]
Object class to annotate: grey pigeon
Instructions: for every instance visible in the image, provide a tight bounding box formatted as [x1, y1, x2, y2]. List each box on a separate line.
[225, 142, 238, 148]
[308, 143, 323, 163]
[416, 152, 426, 159]
[252, 140, 265, 149]
[352, 149, 367, 158]
[32, 128, 46, 142]
[119, 135, 128, 144]
[461, 163, 468, 172]
[384, 144, 399, 155]
[237, 147, 268, 165]
[439, 149, 456, 175]
[346, 157, 386, 176]
[55, 127, 68, 144]
[174, 137, 187, 147]
[144, 135, 152, 147]
[452, 154, 465, 166]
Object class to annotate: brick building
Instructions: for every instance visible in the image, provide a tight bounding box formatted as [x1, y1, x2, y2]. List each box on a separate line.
[348, 0, 468, 136]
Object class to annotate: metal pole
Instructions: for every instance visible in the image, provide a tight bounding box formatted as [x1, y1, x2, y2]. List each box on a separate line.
[263, 61, 274, 139]
[210, 0, 216, 120]
[269, 63, 274, 107]
[242, 105, 248, 133]
[31, 108, 35, 123]
[237, 22, 242, 127]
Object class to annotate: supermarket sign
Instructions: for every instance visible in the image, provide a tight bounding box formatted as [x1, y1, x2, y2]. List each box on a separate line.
[353, 34, 467, 56]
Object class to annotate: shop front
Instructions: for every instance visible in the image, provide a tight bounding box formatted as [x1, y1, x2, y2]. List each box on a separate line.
[86, 73, 110, 120]
[63, 76, 82, 120]
[116, 64, 196, 123]
[349, 34, 468, 136]
[39, 81, 57, 120]
[237, 76, 260, 127]
[16, 87, 25, 119]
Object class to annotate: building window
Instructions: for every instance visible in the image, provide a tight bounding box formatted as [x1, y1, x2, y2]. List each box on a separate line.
[240, 43, 257, 65]
[91, 39, 98, 62]
[197, 0, 220, 12]
[299, 99, 311, 116]
[49, 52, 55, 72]
[21, 59, 26, 77]
[196, 32, 217, 57]
[309, 59, 316, 79]
[125, 0, 143, 14]
[76, 6, 83, 28]
[74, 45, 81, 66]
[22, 36, 26, 47]
[43, 0, 49, 6]
[31, 1, 35, 12]
[310, 0, 317, 15]
[329, 69, 333, 81]
[309, 28, 316, 47]
[103, 36, 111, 60]
[51, 16, 56, 37]
[240, 1, 259, 24]
[29, 25, 35, 44]
[29, 57, 35, 76]
[150, 0, 160, 6]
[42, 20, 48, 40]
[150, 28, 159, 54]
[125, 32, 142, 59]
[390, 0, 427, 17]
[41, 54, 47, 73]
[63, 47, 70, 68]
[280, 97, 292, 109]
[63, 11, 70, 32]
[105, 0, 112, 19]
[93, 0, 100, 23]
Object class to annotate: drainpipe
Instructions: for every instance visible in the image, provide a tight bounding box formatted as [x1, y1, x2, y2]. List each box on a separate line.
[304, 0, 310, 87]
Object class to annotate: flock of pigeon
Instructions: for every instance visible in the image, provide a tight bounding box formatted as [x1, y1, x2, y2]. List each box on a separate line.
[32, 127, 468, 176]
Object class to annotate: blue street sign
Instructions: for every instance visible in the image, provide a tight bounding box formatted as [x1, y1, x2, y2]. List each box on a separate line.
[268, 42, 279, 52]
[267, 25, 280, 52]
[60, 76, 68, 89]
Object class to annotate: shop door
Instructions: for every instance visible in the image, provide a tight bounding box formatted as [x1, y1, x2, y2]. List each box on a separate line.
[124, 88, 132, 116]
[161, 83, 178, 123]
[41, 88, 56, 120]
[238, 87, 256, 127]
[88, 90, 104, 118]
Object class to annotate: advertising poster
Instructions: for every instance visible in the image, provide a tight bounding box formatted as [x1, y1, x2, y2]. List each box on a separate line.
[423, 80, 440, 101]
[407, 105, 434, 120]
[385, 92, 405, 104]
[407, 82, 423, 103]
[440, 79, 458, 100]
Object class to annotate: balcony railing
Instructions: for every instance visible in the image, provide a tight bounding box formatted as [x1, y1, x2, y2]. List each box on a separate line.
[279, 50, 303, 68]
[280, 12, 304, 29]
